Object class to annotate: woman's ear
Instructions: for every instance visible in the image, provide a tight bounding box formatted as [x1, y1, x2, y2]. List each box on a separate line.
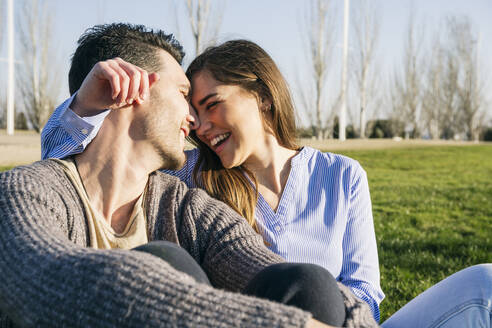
[261, 98, 272, 112]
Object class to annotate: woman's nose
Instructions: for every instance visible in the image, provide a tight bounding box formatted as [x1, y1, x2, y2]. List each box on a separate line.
[195, 115, 212, 138]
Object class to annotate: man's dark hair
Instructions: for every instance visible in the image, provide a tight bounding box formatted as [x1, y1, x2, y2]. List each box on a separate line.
[68, 23, 185, 95]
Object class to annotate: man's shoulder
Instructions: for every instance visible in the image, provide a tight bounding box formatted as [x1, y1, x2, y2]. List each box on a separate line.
[148, 169, 232, 214]
[148, 170, 211, 201]
[0, 160, 79, 209]
[0, 159, 67, 185]
[150, 169, 185, 188]
[0, 160, 78, 223]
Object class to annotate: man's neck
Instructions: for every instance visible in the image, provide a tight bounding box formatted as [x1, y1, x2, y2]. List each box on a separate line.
[74, 113, 161, 232]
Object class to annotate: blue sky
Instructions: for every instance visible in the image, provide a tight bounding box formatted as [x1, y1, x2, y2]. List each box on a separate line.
[1, 0, 491, 124]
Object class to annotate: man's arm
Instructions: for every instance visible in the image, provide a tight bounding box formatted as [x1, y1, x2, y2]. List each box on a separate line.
[0, 165, 316, 327]
[42, 58, 155, 159]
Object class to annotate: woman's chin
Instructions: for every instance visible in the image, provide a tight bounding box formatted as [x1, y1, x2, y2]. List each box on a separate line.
[221, 161, 235, 169]
[219, 156, 237, 169]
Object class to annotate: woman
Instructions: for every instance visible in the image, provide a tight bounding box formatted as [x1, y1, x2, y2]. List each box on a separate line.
[174, 39, 384, 320]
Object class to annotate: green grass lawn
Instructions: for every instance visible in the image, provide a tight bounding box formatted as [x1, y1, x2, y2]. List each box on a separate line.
[1, 145, 490, 321]
[332, 145, 492, 321]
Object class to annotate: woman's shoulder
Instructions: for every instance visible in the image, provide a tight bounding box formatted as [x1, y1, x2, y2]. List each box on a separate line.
[160, 148, 200, 187]
[301, 146, 362, 171]
[185, 148, 200, 162]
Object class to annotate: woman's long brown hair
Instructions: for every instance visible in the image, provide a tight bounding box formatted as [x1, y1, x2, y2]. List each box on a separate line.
[186, 40, 299, 232]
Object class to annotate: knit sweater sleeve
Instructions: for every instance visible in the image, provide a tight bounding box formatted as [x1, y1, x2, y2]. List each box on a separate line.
[174, 186, 286, 291]
[0, 164, 311, 328]
[338, 282, 380, 327]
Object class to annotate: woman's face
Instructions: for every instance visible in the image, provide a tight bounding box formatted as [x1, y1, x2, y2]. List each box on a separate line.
[190, 70, 271, 169]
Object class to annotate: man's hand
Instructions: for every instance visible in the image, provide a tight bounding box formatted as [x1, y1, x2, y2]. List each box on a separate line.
[305, 318, 339, 328]
[71, 57, 160, 117]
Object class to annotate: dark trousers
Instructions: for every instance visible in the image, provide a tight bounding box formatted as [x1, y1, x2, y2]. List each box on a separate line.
[134, 241, 346, 326]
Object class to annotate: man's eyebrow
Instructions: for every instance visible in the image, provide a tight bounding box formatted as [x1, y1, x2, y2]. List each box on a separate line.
[198, 93, 217, 106]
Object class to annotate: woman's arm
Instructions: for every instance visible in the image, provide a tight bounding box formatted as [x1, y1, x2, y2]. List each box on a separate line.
[339, 163, 385, 322]
[41, 94, 109, 159]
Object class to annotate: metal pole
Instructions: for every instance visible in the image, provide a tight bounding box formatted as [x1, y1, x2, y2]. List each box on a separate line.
[474, 32, 480, 142]
[6, 0, 15, 135]
[339, 0, 349, 141]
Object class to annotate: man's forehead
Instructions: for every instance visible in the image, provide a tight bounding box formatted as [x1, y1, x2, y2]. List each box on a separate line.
[157, 49, 190, 85]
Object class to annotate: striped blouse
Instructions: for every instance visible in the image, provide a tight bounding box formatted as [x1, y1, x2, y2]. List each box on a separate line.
[41, 97, 385, 321]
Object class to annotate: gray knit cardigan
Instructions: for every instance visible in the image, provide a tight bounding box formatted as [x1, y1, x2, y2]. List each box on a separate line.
[0, 160, 378, 327]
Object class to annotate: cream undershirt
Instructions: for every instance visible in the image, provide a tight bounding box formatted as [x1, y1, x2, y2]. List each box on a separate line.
[53, 157, 148, 249]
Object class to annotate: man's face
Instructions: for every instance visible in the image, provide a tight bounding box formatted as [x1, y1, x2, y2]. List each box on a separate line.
[140, 49, 195, 170]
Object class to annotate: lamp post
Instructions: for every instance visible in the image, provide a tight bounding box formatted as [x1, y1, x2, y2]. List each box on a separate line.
[6, 0, 15, 135]
[339, 0, 349, 141]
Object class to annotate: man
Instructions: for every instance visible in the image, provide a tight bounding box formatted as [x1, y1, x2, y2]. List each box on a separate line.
[0, 23, 376, 327]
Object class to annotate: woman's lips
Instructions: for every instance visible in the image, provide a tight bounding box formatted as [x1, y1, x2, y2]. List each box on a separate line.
[213, 134, 230, 154]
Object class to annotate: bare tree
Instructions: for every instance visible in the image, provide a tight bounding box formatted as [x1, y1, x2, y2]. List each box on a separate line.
[181, 0, 225, 57]
[421, 29, 445, 139]
[447, 17, 484, 141]
[421, 23, 462, 140]
[350, 0, 380, 138]
[422, 16, 487, 141]
[440, 49, 461, 139]
[390, 10, 424, 138]
[297, 0, 339, 139]
[16, 0, 61, 132]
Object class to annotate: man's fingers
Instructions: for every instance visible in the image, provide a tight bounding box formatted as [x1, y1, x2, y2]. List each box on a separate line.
[114, 58, 143, 105]
[93, 61, 121, 100]
[106, 59, 130, 106]
[138, 68, 149, 102]
[91, 57, 154, 108]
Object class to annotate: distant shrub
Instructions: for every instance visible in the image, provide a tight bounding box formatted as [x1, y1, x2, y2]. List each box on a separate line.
[332, 116, 356, 139]
[15, 112, 28, 130]
[367, 119, 395, 138]
[346, 124, 356, 139]
[297, 126, 316, 139]
[481, 127, 492, 141]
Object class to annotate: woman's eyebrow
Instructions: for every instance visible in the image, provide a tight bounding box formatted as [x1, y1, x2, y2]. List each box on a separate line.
[198, 93, 218, 106]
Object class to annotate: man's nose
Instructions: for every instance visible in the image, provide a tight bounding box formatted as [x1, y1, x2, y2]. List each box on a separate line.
[188, 105, 200, 130]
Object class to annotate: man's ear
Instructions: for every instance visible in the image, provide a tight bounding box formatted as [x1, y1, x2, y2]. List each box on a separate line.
[149, 72, 160, 89]
[136, 72, 160, 105]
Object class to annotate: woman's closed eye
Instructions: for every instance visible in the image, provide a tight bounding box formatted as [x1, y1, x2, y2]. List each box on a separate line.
[206, 101, 220, 110]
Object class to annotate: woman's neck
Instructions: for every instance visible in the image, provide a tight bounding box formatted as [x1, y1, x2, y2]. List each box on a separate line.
[243, 135, 298, 211]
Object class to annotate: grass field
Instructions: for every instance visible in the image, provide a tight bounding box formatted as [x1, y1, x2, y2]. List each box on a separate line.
[331, 145, 492, 321]
[1, 141, 490, 321]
